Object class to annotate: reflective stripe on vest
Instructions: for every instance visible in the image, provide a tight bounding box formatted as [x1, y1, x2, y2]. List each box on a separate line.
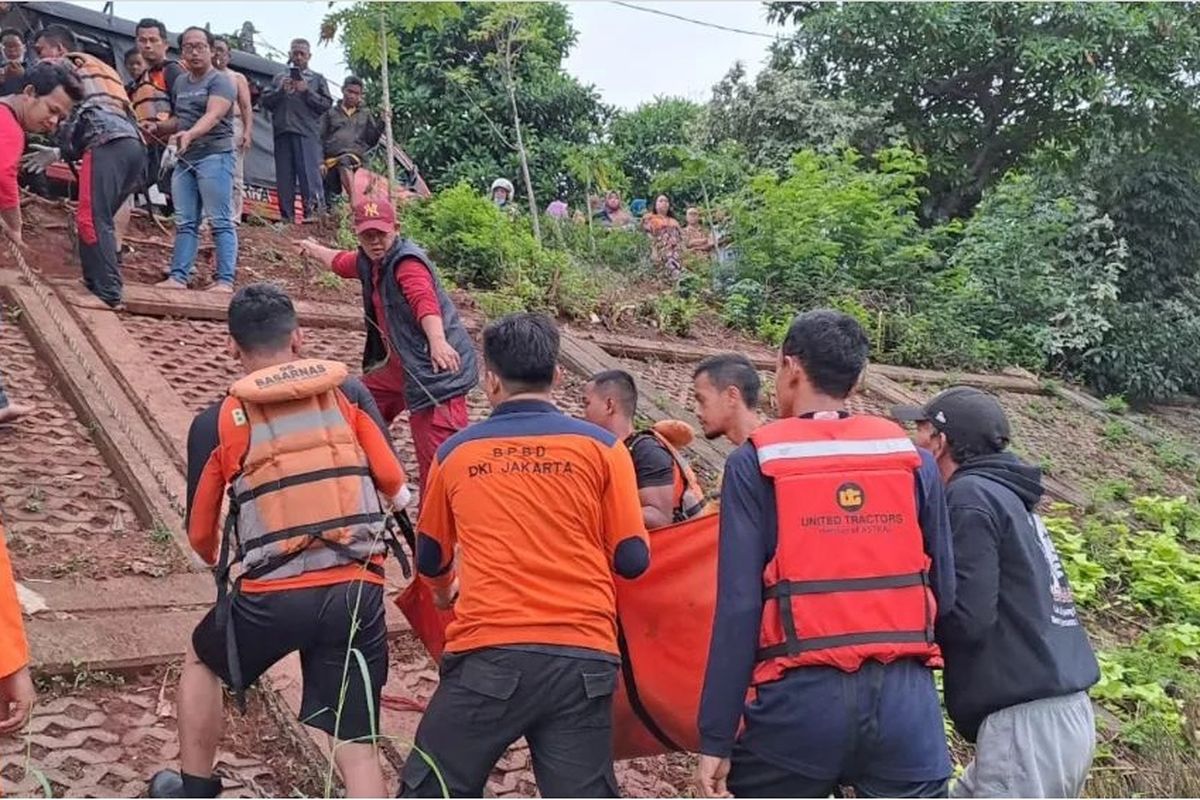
[226, 359, 388, 582]
[757, 436, 917, 465]
[748, 415, 940, 680]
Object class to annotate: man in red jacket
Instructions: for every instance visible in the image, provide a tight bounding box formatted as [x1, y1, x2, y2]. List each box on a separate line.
[298, 199, 478, 493]
[1, 60, 82, 425]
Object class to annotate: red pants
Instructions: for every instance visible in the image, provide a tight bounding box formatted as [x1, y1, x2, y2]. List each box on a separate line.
[363, 367, 469, 493]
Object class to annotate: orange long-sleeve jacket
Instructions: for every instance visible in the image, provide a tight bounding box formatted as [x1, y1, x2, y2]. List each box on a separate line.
[0, 518, 29, 681]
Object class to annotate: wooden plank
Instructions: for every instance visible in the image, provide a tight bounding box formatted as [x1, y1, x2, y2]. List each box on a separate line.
[74, 306, 195, 468]
[26, 574, 214, 614]
[53, 280, 367, 330]
[27, 610, 200, 673]
[0, 268, 20, 286]
[5, 284, 202, 570]
[578, 329, 1044, 394]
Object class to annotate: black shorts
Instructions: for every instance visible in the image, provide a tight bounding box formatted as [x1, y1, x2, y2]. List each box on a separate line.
[192, 580, 388, 742]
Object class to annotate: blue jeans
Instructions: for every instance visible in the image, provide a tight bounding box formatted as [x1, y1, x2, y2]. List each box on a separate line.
[169, 150, 237, 284]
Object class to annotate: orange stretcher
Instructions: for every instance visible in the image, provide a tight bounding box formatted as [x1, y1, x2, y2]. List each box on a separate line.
[394, 511, 719, 760]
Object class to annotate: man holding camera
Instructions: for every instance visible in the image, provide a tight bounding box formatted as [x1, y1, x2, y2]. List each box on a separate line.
[261, 38, 331, 223]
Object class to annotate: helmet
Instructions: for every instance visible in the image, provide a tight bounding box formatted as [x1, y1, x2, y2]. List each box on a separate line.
[490, 178, 515, 195]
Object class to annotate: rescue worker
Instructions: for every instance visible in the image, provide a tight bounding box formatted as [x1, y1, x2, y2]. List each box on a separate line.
[692, 353, 762, 447]
[131, 19, 184, 155]
[583, 369, 707, 528]
[696, 309, 956, 798]
[401, 312, 649, 797]
[0, 516, 36, 737]
[26, 25, 147, 310]
[296, 198, 477, 493]
[895, 388, 1100, 798]
[148, 283, 410, 799]
[319, 75, 383, 204]
[1, 61, 80, 427]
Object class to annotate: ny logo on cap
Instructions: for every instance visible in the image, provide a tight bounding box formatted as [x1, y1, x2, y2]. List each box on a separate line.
[363, 202, 379, 218]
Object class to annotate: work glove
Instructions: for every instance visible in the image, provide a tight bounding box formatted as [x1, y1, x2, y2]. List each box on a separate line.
[20, 144, 60, 174]
[157, 144, 178, 192]
[392, 484, 413, 510]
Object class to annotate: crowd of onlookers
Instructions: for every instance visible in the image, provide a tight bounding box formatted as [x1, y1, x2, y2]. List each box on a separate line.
[489, 178, 728, 279]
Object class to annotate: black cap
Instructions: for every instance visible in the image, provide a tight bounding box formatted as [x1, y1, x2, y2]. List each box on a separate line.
[892, 386, 1010, 454]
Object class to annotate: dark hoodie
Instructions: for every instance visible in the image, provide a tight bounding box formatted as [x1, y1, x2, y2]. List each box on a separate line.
[936, 452, 1100, 742]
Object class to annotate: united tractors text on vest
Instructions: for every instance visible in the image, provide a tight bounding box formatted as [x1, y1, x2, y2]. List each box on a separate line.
[749, 415, 941, 684]
[627, 428, 707, 523]
[219, 359, 388, 582]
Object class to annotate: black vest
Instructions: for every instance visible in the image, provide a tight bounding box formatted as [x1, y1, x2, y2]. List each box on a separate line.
[357, 240, 478, 412]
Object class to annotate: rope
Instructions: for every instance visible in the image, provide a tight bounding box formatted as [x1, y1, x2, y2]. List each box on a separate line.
[0, 221, 187, 521]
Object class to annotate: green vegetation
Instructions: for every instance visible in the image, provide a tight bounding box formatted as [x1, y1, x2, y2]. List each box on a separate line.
[323, 1, 1200, 402]
[1044, 497, 1200, 748]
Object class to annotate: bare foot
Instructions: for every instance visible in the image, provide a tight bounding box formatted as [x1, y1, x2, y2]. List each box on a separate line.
[0, 403, 31, 424]
[155, 278, 187, 290]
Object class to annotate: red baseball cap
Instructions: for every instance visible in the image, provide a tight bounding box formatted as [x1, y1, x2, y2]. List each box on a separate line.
[353, 198, 396, 234]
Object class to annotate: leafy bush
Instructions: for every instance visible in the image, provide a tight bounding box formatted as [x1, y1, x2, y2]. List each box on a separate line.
[400, 183, 601, 317]
[949, 171, 1126, 369]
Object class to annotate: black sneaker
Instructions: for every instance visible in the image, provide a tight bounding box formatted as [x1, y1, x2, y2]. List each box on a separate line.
[148, 770, 185, 798]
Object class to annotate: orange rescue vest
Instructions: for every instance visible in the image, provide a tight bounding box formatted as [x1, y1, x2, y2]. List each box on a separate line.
[131, 62, 175, 125]
[219, 359, 389, 582]
[749, 414, 941, 684]
[64, 52, 134, 119]
[627, 426, 707, 523]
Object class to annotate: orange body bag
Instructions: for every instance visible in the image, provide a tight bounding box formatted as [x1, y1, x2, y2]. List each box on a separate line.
[395, 511, 719, 759]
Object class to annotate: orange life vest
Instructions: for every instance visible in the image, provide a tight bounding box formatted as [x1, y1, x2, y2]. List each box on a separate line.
[749, 414, 941, 684]
[219, 359, 389, 582]
[63, 52, 134, 119]
[627, 426, 707, 523]
[131, 62, 175, 125]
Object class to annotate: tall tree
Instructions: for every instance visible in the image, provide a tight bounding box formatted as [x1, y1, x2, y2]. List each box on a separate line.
[768, 2, 1200, 220]
[323, 2, 607, 205]
[704, 53, 896, 170]
[609, 97, 703, 199]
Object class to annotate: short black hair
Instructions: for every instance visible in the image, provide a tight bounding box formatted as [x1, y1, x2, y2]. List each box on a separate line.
[483, 313, 559, 393]
[290, 38, 311, 50]
[123, 47, 142, 64]
[694, 353, 760, 409]
[343, 76, 364, 90]
[781, 309, 869, 399]
[228, 283, 297, 354]
[180, 27, 214, 48]
[20, 61, 83, 102]
[213, 35, 230, 49]
[589, 369, 638, 418]
[34, 24, 77, 52]
[135, 18, 169, 40]
[1, 28, 23, 42]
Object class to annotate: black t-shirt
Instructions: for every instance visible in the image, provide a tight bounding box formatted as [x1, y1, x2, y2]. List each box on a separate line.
[627, 434, 675, 490]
